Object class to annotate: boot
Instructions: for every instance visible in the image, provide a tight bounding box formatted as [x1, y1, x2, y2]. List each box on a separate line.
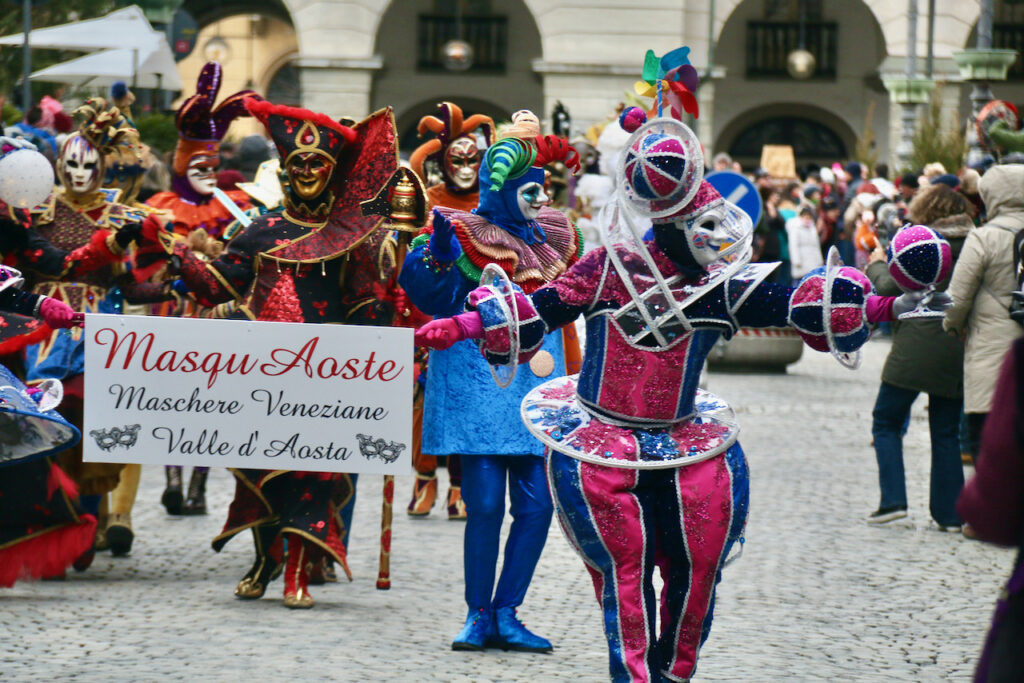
[492, 606, 553, 653]
[182, 468, 208, 515]
[106, 513, 134, 557]
[162, 466, 183, 515]
[452, 607, 495, 651]
[447, 486, 467, 520]
[282, 537, 314, 609]
[235, 525, 282, 599]
[407, 473, 438, 517]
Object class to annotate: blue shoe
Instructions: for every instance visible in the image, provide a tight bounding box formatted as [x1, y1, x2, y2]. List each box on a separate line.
[452, 608, 494, 651]
[492, 606, 553, 653]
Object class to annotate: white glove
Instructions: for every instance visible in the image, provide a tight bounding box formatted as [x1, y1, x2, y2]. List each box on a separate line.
[922, 291, 952, 312]
[892, 290, 926, 317]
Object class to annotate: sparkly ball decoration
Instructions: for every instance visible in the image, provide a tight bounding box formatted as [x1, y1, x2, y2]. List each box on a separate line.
[886, 224, 952, 292]
[618, 106, 647, 134]
[618, 116, 704, 219]
[623, 132, 691, 203]
[788, 266, 873, 353]
[0, 149, 54, 209]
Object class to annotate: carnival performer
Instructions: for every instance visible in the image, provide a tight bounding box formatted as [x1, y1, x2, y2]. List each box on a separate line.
[152, 98, 401, 608]
[0, 262, 89, 587]
[414, 106, 928, 681]
[404, 101, 495, 519]
[143, 62, 260, 517]
[398, 111, 582, 652]
[13, 104, 149, 570]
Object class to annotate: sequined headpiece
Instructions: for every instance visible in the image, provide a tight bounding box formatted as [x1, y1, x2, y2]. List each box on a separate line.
[71, 97, 140, 156]
[409, 102, 495, 188]
[246, 99, 356, 168]
[172, 62, 258, 177]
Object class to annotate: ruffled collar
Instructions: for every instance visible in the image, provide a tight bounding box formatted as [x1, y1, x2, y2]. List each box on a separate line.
[146, 190, 251, 237]
[438, 205, 583, 293]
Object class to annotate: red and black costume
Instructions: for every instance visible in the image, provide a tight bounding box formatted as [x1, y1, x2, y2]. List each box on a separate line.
[159, 100, 401, 607]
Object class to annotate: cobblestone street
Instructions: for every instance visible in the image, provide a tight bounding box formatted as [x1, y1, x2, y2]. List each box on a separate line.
[2, 338, 1015, 682]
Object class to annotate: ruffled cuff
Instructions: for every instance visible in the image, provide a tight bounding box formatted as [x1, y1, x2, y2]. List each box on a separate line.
[465, 283, 547, 366]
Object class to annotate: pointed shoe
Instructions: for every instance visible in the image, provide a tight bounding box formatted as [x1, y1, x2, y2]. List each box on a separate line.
[407, 474, 438, 517]
[493, 607, 553, 653]
[446, 486, 467, 520]
[452, 608, 494, 651]
[282, 541, 314, 609]
[235, 553, 282, 600]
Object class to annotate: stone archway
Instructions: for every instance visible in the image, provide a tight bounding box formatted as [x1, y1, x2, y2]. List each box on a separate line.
[718, 104, 857, 169]
[709, 0, 889, 166]
[370, 0, 543, 126]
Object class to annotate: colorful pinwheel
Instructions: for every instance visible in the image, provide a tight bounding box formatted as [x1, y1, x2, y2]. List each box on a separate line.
[633, 47, 700, 120]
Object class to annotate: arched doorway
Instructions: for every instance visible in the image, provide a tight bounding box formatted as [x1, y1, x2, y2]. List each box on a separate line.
[371, 0, 543, 136]
[718, 104, 857, 171]
[711, 0, 887, 168]
[728, 117, 847, 168]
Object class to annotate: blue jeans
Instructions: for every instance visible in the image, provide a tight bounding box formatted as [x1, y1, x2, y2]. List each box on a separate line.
[872, 382, 964, 526]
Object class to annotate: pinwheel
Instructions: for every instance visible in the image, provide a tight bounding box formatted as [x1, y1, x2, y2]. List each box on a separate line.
[633, 46, 700, 120]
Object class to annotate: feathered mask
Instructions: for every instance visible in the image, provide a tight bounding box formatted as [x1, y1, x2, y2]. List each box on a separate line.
[172, 62, 260, 177]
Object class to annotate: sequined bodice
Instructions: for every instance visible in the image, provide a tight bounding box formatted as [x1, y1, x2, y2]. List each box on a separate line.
[575, 312, 720, 424]
[34, 201, 114, 289]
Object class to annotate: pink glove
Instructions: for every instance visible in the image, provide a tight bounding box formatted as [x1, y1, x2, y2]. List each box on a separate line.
[415, 318, 465, 350]
[414, 312, 484, 350]
[39, 297, 78, 329]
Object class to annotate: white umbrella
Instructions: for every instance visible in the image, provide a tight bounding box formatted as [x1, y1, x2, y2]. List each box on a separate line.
[30, 41, 183, 91]
[0, 5, 158, 52]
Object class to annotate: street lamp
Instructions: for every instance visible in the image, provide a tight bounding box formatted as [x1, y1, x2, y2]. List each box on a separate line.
[786, 0, 816, 80]
[442, 0, 472, 71]
[203, 35, 231, 64]
[787, 49, 816, 79]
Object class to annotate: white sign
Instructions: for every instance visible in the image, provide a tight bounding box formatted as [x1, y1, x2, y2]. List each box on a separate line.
[83, 314, 412, 474]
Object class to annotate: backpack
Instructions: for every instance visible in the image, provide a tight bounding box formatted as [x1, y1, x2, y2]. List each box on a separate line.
[982, 222, 1024, 327]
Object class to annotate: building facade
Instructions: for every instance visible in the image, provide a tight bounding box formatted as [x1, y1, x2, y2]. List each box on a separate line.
[171, 0, 1019, 169]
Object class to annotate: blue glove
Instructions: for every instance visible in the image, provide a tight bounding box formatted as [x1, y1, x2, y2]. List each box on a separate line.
[171, 279, 190, 295]
[429, 209, 461, 262]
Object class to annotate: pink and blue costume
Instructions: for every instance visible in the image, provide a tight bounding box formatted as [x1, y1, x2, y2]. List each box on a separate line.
[417, 111, 904, 681]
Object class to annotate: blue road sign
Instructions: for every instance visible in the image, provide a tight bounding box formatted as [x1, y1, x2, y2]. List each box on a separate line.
[705, 170, 763, 227]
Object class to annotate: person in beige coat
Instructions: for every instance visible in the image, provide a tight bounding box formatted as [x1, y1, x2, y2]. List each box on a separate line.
[944, 163, 1024, 457]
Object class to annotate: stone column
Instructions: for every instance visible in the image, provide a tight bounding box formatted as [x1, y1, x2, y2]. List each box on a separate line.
[882, 78, 934, 171]
[295, 57, 382, 119]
